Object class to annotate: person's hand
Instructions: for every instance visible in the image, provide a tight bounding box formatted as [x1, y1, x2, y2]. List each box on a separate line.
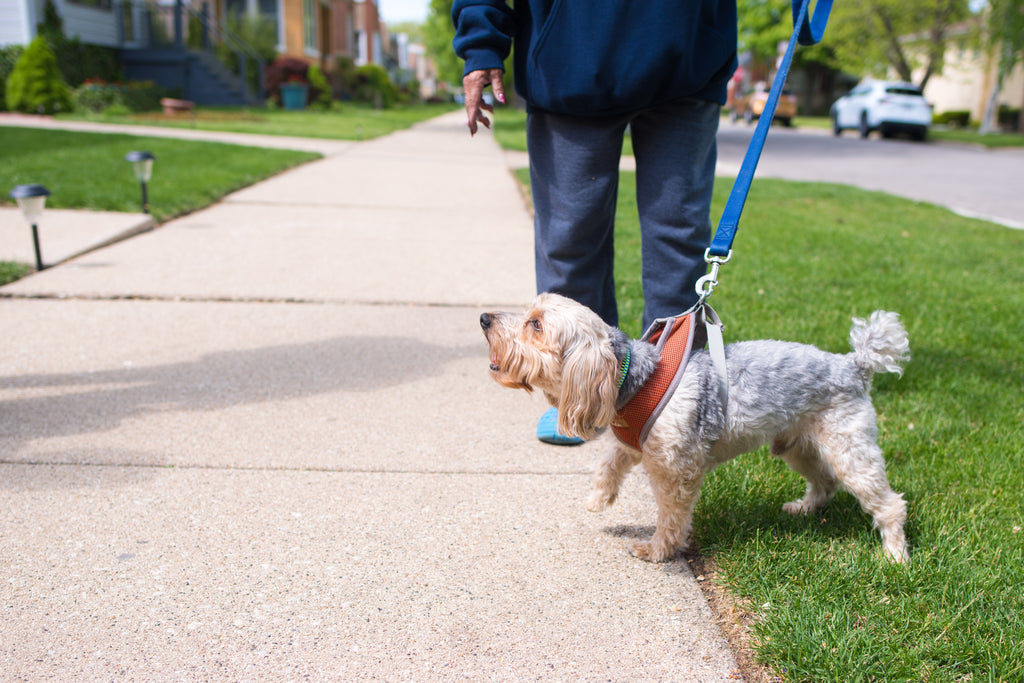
[463, 68, 506, 136]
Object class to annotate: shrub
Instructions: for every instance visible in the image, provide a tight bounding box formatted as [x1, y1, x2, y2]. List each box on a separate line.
[0, 45, 24, 111]
[72, 79, 121, 113]
[353, 63, 398, 109]
[306, 64, 333, 109]
[933, 109, 971, 127]
[5, 36, 72, 114]
[71, 79, 169, 114]
[998, 105, 1021, 132]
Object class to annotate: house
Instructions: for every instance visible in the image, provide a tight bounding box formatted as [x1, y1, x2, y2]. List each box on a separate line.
[0, 0, 390, 105]
[916, 44, 1024, 128]
[0, 0, 149, 50]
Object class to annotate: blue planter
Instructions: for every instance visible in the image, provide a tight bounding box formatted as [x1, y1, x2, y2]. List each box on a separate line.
[280, 83, 308, 110]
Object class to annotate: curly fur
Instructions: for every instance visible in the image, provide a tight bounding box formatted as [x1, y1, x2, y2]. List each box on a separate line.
[481, 293, 911, 563]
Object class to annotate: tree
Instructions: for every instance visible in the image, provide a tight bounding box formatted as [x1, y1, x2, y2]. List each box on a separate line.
[5, 36, 72, 114]
[423, 0, 463, 88]
[824, 0, 972, 88]
[980, 0, 1024, 133]
[737, 0, 837, 75]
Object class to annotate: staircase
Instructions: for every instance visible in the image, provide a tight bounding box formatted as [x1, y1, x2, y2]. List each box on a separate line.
[120, 48, 261, 106]
[118, 0, 265, 107]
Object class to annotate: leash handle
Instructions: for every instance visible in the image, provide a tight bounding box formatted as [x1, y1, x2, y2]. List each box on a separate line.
[706, 0, 833, 260]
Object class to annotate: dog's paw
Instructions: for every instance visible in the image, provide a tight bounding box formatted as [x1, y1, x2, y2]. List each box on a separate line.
[628, 541, 678, 563]
[585, 488, 616, 513]
[783, 499, 814, 515]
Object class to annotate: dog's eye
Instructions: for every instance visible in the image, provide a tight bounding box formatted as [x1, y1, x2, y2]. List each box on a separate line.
[528, 318, 542, 333]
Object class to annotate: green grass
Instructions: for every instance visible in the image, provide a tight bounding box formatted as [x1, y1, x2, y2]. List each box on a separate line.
[62, 102, 460, 140]
[928, 127, 1024, 148]
[0, 127, 319, 223]
[514, 165, 1024, 681]
[0, 261, 33, 285]
[492, 108, 634, 156]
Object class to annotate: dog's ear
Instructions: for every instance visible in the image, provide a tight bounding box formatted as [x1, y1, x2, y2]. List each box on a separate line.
[556, 336, 619, 439]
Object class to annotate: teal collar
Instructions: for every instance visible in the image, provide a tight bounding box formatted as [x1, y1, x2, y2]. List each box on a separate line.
[616, 347, 631, 390]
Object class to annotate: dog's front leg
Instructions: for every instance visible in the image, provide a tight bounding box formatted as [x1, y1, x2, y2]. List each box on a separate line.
[631, 456, 705, 562]
[586, 444, 640, 512]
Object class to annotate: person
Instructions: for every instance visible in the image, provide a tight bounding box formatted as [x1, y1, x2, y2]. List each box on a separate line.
[453, 0, 738, 444]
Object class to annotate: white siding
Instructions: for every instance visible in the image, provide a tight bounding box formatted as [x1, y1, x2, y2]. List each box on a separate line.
[0, 0, 34, 46]
[61, 1, 119, 46]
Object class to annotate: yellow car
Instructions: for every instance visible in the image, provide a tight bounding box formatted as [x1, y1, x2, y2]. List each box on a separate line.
[729, 84, 797, 126]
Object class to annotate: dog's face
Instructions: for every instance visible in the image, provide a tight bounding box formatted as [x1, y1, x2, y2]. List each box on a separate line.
[479, 293, 620, 439]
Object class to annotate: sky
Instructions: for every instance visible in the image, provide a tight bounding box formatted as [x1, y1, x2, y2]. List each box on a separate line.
[379, 0, 430, 24]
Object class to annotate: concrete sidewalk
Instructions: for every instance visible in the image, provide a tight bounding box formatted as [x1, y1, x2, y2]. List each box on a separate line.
[0, 111, 741, 680]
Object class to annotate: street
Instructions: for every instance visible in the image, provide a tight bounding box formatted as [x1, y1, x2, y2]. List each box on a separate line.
[716, 119, 1024, 229]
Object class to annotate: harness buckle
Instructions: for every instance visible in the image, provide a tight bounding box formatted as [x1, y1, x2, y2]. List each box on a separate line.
[695, 249, 732, 301]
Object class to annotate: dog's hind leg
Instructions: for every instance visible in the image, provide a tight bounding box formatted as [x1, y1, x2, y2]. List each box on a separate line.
[773, 434, 839, 515]
[816, 426, 910, 563]
[586, 444, 641, 512]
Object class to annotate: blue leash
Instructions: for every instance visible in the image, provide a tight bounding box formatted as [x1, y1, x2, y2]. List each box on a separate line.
[697, 0, 834, 300]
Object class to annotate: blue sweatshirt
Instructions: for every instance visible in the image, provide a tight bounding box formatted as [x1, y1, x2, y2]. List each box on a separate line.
[452, 0, 738, 116]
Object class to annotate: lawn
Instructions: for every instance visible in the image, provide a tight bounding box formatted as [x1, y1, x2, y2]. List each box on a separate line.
[63, 102, 461, 140]
[0, 127, 319, 224]
[512, 167, 1024, 680]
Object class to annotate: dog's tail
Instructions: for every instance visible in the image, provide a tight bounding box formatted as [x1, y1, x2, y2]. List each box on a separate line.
[850, 311, 910, 377]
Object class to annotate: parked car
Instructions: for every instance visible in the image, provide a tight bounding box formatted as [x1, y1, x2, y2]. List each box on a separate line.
[830, 80, 932, 141]
[729, 82, 797, 126]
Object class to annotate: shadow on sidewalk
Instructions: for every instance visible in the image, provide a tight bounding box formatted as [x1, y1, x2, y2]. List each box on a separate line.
[1, 334, 484, 459]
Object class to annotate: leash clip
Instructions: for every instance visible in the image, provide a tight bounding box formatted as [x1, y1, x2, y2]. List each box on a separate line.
[695, 248, 732, 302]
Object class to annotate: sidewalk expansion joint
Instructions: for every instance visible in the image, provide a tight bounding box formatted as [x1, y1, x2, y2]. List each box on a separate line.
[0, 459, 589, 477]
[0, 291, 519, 310]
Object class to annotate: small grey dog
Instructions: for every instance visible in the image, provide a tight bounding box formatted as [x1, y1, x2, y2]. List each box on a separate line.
[480, 293, 911, 563]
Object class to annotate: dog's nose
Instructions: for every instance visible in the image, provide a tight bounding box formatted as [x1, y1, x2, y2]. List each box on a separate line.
[480, 313, 492, 330]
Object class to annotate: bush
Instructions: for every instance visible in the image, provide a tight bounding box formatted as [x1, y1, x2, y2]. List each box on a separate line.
[0, 45, 24, 111]
[5, 36, 72, 114]
[998, 105, 1021, 132]
[71, 79, 169, 114]
[353, 63, 398, 109]
[933, 109, 971, 127]
[306, 64, 333, 109]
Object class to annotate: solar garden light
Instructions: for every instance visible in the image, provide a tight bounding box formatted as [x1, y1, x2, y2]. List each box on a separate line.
[125, 151, 155, 213]
[8, 183, 50, 271]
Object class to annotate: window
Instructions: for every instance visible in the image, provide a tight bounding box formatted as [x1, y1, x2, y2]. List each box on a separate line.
[303, 0, 317, 53]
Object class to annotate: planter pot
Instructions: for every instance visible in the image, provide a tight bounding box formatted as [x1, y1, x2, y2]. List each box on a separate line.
[160, 98, 194, 116]
[280, 83, 308, 110]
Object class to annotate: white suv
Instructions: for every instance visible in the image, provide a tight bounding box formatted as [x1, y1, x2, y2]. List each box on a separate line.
[831, 81, 932, 141]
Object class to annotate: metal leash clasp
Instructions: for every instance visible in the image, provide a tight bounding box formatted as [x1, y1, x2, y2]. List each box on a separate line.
[695, 248, 732, 302]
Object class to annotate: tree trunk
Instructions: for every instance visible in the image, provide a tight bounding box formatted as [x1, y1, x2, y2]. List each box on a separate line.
[980, 82, 1001, 134]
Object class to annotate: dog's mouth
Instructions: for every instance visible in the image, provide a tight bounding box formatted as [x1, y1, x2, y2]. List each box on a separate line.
[489, 352, 500, 372]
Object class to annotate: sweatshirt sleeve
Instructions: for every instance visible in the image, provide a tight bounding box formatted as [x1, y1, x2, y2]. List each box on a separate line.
[451, 0, 516, 76]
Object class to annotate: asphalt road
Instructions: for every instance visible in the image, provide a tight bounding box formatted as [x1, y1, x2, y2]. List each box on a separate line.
[716, 119, 1024, 229]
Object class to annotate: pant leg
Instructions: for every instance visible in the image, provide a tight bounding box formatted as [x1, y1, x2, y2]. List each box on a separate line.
[630, 99, 720, 329]
[527, 109, 629, 327]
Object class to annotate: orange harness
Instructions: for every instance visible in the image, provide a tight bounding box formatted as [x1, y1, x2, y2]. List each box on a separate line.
[612, 312, 702, 451]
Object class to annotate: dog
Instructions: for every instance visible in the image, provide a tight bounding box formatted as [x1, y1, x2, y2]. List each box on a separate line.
[480, 293, 911, 563]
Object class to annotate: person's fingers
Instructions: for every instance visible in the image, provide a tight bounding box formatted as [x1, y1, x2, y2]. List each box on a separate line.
[463, 69, 504, 136]
[491, 72, 506, 105]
